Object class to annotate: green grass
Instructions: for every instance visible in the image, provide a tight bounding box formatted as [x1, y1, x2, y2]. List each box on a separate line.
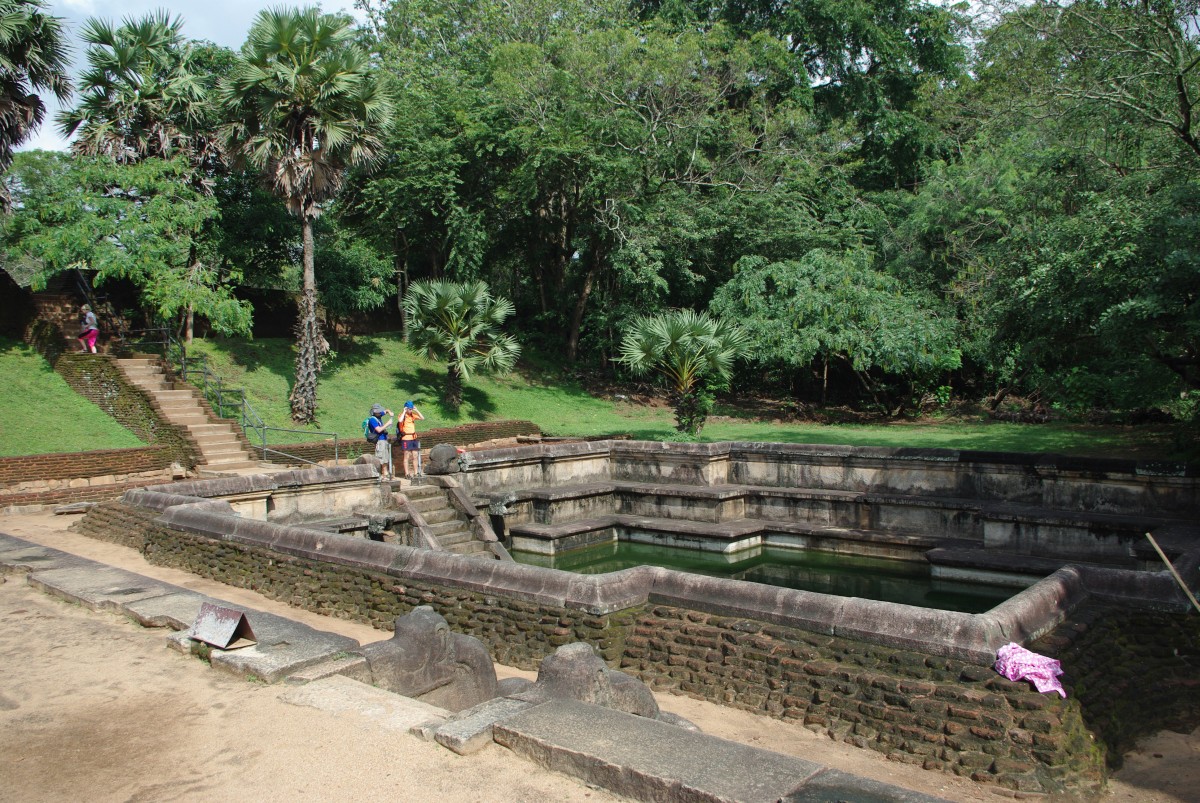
[0, 337, 145, 456]
[181, 333, 1191, 461]
[5, 327, 1179, 460]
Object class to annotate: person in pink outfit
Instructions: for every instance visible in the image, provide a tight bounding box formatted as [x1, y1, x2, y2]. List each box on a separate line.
[77, 305, 99, 353]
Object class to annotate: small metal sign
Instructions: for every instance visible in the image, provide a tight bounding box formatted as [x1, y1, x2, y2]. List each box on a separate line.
[188, 602, 257, 650]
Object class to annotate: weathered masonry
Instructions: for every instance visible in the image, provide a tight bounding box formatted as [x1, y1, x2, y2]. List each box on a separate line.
[71, 441, 1200, 795]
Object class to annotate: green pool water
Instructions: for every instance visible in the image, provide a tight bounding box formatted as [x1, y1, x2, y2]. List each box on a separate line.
[511, 541, 1014, 614]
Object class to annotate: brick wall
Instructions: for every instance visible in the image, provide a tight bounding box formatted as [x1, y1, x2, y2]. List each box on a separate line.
[263, 420, 542, 464]
[0, 446, 172, 484]
[0, 447, 177, 512]
[65, 499, 1200, 795]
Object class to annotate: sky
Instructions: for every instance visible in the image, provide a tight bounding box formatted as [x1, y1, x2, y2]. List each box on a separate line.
[22, 0, 365, 152]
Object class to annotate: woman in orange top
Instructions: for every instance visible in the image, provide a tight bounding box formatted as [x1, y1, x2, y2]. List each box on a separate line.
[397, 400, 425, 478]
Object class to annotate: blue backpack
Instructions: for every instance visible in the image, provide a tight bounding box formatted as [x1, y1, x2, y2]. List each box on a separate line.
[363, 417, 381, 443]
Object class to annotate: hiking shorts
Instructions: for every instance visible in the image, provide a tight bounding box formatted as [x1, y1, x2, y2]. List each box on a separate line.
[400, 439, 420, 452]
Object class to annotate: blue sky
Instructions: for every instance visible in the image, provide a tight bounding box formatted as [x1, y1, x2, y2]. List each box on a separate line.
[23, 0, 364, 152]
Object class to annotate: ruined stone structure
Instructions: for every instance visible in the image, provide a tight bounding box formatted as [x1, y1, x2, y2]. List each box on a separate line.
[66, 440, 1200, 795]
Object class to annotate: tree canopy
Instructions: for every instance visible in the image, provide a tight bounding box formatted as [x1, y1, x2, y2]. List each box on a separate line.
[8, 0, 1199, 425]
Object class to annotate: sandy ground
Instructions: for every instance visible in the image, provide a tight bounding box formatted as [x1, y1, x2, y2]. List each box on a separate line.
[1, 511, 1196, 802]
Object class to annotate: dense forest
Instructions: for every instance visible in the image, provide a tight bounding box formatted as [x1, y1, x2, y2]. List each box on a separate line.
[3, 0, 1199, 424]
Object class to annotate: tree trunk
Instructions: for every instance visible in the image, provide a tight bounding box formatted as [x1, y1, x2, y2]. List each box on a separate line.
[395, 228, 409, 338]
[290, 215, 322, 424]
[566, 236, 602, 363]
[446, 363, 463, 410]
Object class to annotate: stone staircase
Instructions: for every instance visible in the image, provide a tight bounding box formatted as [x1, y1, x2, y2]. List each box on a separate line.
[403, 482, 495, 559]
[117, 357, 262, 473]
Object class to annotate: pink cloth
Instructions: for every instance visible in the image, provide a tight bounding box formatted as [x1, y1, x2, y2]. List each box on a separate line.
[994, 642, 1067, 697]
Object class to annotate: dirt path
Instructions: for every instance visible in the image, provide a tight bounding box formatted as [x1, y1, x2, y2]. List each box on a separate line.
[1, 512, 1195, 802]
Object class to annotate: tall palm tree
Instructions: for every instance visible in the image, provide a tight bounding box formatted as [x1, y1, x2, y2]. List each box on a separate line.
[56, 12, 206, 165]
[220, 7, 394, 424]
[0, 0, 70, 209]
[617, 309, 747, 435]
[403, 279, 522, 409]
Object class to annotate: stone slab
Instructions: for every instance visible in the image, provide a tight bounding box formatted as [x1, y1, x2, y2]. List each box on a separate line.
[433, 696, 535, 755]
[782, 768, 954, 803]
[25, 565, 180, 613]
[0, 533, 92, 572]
[284, 654, 372, 686]
[123, 590, 209, 629]
[279, 674, 449, 733]
[169, 608, 361, 684]
[493, 698, 825, 803]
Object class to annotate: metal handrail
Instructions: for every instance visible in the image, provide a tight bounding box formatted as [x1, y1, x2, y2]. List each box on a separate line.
[130, 334, 343, 467]
[180, 353, 341, 467]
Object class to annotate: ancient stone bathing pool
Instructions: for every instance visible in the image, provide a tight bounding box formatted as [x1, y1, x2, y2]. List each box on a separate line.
[75, 439, 1200, 794]
[511, 541, 1014, 613]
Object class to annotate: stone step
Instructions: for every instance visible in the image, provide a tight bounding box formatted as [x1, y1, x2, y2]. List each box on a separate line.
[154, 387, 197, 399]
[447, 541, 493, 557]
[427, 519, 468, 536]
[116, 358, 159, 369]
[408, 496, 450, 514]
[200, 459, 261, 471]
[434, 532, 470, 552]
[404, 484, 443, 501]
[420, 508, 459, 526]
[192, 432, 242, 445]
[187, 424, 235, 436]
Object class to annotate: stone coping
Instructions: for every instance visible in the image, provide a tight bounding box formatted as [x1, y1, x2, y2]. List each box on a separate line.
[495, 479, 1187, 533]
[509, 513, 942, 551]
[465, 438, 1196, 479]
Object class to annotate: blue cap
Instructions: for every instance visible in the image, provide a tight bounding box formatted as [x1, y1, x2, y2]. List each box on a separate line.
[404, 400, 414, 408]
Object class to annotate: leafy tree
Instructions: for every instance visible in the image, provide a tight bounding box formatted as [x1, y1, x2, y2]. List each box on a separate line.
[616, 308, 747, 435]
[57, 12, 208, 165]
[0, 0, 70, 209]
[982, 0, 1200, 170]
[1, 151, 250, 335]
[220, 7, 394, 423]
[402, 279, 522, 409]
[710, 251, 960, 410]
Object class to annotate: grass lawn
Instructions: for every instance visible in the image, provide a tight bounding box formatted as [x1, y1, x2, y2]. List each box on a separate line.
[0, 331, 1187, 460]
[183, 333, 1193, 461]
[0, 337, 145, 456]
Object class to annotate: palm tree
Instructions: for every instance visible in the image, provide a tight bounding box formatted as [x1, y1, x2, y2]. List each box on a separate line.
[0, 0, 70, 208]
[220, 7, 394, 424]
[617, 309, 748, 436]
[403, 279, 522, 409]
[56, 12, 206, 165]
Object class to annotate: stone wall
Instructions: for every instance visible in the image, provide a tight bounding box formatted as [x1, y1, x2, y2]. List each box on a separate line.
[262, 420, 542, 465]
[0, 446, 177, 513]
[72, 498, 1200, 794]
[623, 606, 1104, 794]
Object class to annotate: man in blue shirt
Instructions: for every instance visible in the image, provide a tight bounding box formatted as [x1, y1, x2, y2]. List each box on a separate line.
[368, 403, 395, 481]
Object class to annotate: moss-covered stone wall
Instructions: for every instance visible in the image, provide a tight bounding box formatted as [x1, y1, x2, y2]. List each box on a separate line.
[622, 605, 1104, 794]
[24, 322, 199, 469]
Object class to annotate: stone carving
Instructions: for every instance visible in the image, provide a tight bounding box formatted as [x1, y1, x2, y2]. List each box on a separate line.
[362, 606, 497, 712]
[512, 642, 697, 729]
[426, 443, 462, 475]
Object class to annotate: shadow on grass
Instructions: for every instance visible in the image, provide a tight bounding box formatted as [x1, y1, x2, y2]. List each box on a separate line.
[321, 335, 391, 376]
[390, 366, 498, 422]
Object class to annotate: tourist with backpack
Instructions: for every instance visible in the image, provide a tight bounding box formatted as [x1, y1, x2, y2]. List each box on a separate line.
[364, 403, 395, 481]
